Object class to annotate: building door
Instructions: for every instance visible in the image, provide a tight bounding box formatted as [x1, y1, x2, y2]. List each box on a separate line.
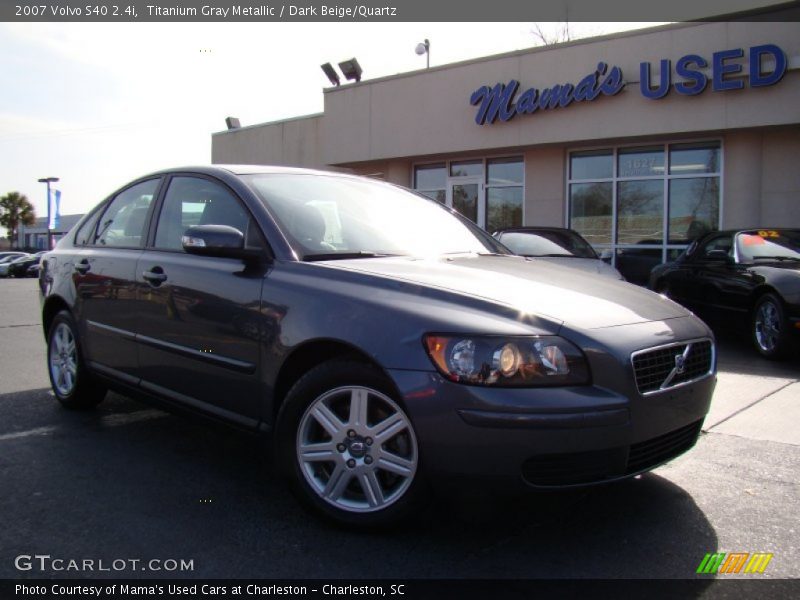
[447, 176, 483, 227]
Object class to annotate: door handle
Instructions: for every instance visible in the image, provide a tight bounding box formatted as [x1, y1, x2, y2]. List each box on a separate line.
[142, 268, 167, 285]
[74, 260, 90, 275]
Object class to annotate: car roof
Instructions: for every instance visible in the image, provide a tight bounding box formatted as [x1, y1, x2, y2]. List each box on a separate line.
[144, 164, 359, 179]
[494, 226, 578, 234]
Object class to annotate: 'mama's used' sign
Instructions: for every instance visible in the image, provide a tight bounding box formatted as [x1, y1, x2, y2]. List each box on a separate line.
[470, 44, 787, 126]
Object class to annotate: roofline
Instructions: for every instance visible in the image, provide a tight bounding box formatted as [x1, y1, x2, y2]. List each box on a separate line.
[320, 22, 698, 93]
[212, 112, 324, 137]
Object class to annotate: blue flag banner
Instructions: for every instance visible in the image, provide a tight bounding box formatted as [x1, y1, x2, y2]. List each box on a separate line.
[49, 189, 61, 230]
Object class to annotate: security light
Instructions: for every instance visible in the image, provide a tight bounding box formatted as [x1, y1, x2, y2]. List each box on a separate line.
[225, 117, 241, 130]
[338, 58, 363, 83]
[415, 39, 430, 68]
[321, 63, 341, 86]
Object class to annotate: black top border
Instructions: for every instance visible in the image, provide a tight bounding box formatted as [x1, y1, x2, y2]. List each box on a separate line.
[3, 0, 800, 23]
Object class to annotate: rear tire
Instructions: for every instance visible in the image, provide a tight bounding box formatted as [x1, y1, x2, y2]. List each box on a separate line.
[752, 294, 790, 360]
[276, 359, 428, 529]
[47, 311, 106, 409]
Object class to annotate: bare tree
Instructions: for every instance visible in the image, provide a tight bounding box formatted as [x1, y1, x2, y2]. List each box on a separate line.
[530, 22, 572, 46]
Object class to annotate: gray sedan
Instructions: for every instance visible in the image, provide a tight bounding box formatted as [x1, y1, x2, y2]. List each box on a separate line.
[39, 166, 715, 528]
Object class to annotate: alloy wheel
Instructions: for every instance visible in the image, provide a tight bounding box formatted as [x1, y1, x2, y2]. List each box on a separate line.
[754, 299, 781, 354]
[296, 386, 418, 513]
[49, 322, 78, 397]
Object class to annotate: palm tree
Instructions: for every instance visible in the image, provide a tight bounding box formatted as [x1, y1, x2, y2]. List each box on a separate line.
[0, 191, 37, 249]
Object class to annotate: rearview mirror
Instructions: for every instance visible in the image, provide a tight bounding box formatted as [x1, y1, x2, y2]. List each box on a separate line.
[182, 225, 258, 260]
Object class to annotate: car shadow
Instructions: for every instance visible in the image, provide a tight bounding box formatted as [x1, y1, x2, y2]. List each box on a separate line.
[714, 328, 800, 378]
[0, 389, 720, 583]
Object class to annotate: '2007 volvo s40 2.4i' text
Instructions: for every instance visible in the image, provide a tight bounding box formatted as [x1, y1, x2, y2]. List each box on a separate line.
[39, 166, 716, 527]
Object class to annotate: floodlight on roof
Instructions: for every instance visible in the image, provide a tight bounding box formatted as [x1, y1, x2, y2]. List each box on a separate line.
[321, 62, 341, 86]
[338, 58, 363, 83]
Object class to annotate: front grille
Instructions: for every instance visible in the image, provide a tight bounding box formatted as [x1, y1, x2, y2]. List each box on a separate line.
[632, 339, 713, 395]
[521, 419, 704, 487]
[626, 419, 703, 474]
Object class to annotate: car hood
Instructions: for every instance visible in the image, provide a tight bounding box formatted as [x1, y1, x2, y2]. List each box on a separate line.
[530, 256, 624, 280]
[324, 254, 690, 330]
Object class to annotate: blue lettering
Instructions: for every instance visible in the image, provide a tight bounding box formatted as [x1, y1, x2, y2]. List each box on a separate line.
[640, 60, 670, 99]
[712, 48, 744, 92]
[557, 83, 575, 107]
[516, 87, 538, 115]
[599, 65, 624, 96]
[470, 81, 519, 125]
[573, 73, 597, 101]
[749, 44, 786, 87]
[675, 54, 708, 95]
[470, 86, 492, 125]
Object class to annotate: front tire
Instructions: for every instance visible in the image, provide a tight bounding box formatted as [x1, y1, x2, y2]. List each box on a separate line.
[752, 294, 790, 360]
[47, 311, 106, 409]
[276, 360, 426, 529]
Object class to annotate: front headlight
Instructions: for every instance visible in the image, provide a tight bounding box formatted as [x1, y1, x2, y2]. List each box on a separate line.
[423, 334, 590, 387]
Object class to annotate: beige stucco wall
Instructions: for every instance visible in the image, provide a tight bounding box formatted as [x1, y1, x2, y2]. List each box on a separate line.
[211, 114, 325, 168]
[318, 21, 800, 165]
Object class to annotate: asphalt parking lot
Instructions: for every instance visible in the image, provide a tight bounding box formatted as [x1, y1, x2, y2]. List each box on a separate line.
[0, 278, 798, 581]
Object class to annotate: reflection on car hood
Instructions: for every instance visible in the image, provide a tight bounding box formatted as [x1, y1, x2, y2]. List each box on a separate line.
[324, 254, 690, 330]
[531, 256, 624, 280]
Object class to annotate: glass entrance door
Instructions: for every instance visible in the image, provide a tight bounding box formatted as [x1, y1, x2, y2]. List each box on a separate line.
[447, 177, 483, 226]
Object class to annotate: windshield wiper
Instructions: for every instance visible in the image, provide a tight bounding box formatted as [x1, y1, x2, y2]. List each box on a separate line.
[303, 251, 399, 262]
[752, 255, 800, 262]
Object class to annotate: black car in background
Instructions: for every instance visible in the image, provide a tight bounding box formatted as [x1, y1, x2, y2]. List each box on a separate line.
[493, 227, 624, 280]
[6, 251, 46, 278]
[0, 252, 29, 277]
[650, 229, 800, 359]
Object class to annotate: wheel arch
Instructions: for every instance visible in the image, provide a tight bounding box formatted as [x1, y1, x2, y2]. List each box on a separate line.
[750, 285, 783, 312]
[271, 339, 396, 423]
[41, 295, 72, 339]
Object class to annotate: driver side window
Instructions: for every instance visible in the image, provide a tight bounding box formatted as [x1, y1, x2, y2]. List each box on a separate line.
[153, 176, 264, 251]
[697, 234, 733, 259]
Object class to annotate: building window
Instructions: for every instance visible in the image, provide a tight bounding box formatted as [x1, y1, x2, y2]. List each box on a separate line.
[486, 157, 523, 232]
[414, 156, 523, 231]
[568, 141, 721, 284]
[414, 163, 446, 204]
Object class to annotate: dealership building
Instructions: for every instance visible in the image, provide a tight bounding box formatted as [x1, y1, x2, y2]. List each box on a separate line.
[212, 20, 800, 283]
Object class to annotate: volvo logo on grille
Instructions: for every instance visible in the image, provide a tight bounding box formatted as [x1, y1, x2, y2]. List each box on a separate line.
[674, 354, 687, 375]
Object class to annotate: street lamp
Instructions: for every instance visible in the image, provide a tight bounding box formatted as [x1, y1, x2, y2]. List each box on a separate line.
[37, 176, 59, 249]
[415, 39, 430, 68]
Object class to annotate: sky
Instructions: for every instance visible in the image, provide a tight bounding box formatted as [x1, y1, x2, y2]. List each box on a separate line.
[0, 21, 665, 232]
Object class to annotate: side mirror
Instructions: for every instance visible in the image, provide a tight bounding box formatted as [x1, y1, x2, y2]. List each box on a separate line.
[705, 249, 733, 263]
[182, 225, 259, 260]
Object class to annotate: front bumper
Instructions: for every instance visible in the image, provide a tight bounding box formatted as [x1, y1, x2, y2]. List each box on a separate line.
[388, 317, 716, 490]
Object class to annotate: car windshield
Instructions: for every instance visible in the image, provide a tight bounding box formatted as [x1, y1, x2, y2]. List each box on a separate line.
[736, 229, 800, 262]
[499, 230, 598, 258]
[244, 173, 505, 259]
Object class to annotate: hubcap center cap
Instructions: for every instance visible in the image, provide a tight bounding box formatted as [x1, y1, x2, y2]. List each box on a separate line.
[346, 437, 368, 458]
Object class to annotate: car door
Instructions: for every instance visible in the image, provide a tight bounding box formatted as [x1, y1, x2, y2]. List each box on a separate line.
[683, 233, 749, 318]
[73, 177, 162, 382]
[134, 174, 269, 426]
